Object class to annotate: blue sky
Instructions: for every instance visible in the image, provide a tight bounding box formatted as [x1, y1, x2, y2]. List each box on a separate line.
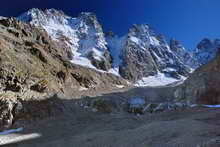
[1, 0, 220, 49]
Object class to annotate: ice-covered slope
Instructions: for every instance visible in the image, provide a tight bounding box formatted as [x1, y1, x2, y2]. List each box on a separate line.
[134, 72, 186, 87]
[18, 8, 112, 71]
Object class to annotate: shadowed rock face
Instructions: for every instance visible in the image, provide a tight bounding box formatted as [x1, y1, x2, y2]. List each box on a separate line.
[175, 49, 220, 105]
[119, 25, 158, 81]
[119, 41, 158, 81]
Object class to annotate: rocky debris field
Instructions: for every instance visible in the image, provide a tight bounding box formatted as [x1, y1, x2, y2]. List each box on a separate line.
[1, 100, 220, 147]
[0, 85, 174, 132]
[0, 85, 218, 147]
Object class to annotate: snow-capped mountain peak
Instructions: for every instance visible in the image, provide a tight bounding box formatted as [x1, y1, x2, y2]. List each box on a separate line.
[113, 24, 196, 81]
[194, 38, 220, 65]
[18, 8, 111, 71]
[18, 8, 69, 26]
[127, 24, 160, 47]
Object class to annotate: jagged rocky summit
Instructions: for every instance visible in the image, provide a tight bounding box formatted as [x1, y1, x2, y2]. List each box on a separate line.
[18, 8, 112, 71]
[194, 38, 220, 65]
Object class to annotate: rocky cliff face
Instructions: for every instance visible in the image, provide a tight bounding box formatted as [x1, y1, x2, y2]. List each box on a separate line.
[175, 38, 220, 103]
[170, 39, 199, 69]
[118, 25, 158, 81]
[107, 24, 195, 81]
[175, 48, 220, 105]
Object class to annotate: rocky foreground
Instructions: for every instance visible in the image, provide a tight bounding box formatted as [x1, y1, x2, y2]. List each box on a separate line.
[1, 87, 220, 147]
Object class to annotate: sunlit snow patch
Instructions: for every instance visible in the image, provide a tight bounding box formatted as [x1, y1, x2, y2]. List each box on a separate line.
[115, 85, 125, 88]
[79, 87, 89, 91]
[134, 72, 186, 87]
[190, 104, 220, 108]
[149, 36, 161, 46]
[71, 56, 97, 70]
[129, 36, 140, 44]
[0, 132, 41, 145]
[108, 67, 121, 77]
[71, 55, 122, 77]
[203, 105, 220, 108]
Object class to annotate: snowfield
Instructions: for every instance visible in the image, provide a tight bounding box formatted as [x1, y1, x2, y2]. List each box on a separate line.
[134, 72, 186, 87]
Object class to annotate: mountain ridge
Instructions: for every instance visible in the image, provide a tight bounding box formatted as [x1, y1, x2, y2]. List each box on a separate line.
[17, 8, 204, 85]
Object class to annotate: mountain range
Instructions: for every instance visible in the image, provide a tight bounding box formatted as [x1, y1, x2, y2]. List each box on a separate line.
[15, 8, 219, 86]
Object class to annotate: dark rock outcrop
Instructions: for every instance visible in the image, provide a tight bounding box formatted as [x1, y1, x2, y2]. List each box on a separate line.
[0, 95, 23, 131]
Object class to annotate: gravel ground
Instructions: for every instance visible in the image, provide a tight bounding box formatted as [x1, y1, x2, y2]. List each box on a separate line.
[1, 86, 220, 147]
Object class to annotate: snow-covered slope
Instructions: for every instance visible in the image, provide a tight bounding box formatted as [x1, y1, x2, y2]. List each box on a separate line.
[0, 16, 6, 20]
[134, 72, 186, 87]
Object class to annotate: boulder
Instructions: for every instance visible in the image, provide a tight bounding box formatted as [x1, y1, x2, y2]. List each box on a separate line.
[0, 96, 23, 131]
[30, 80, 48, 93]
